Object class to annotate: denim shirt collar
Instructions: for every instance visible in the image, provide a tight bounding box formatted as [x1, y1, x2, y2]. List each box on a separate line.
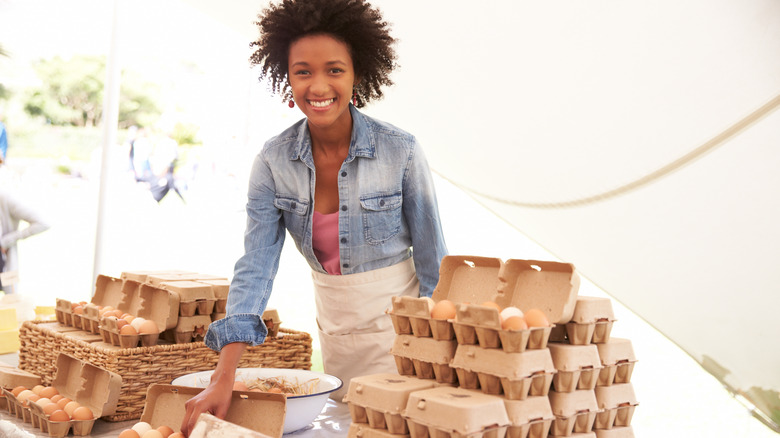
[290, 104, 376, 167]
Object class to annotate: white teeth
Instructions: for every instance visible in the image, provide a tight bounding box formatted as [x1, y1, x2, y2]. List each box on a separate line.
[309, 98, 335, 108]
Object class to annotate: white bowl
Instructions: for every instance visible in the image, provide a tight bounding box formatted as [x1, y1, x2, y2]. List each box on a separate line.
[172, 368, 342, 434]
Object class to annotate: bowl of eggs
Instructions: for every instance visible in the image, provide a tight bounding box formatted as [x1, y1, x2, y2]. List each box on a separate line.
[172, 368, 342, 434]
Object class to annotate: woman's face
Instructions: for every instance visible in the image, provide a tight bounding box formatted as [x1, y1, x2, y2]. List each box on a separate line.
[288, 34, 356, 135]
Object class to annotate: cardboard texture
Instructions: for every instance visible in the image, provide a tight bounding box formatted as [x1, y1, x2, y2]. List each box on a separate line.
[141, 384, 286, 438]
[566, 297, 616, 345]
[389, 296, 440, 339]
[390, 335, 458, 384]
[496, 259, 580, 325]
[595, 338, 637, 386]
[146, 273, 227, 286]
[595, 426, 635, 437]
[348, 422, 411, 438]
[450, 344, 555, 399]
[504, 396, 555, 438]
[197, 278, 231, 313]
[548, 343, 603, 392]
[344, 373, 437, 434]
[263, 308, 282, 338]
[120, 269, 196, 284]
[548, 389, 601, 436]
[160, 280, 216, 317]
[190, 413, 276, 438]
[0, 364, 41, 411]
[162, 314, 212, 343]
[454, 304, 552, 353]
[594, 384, 638, 430]
[402, 386, 510, 438]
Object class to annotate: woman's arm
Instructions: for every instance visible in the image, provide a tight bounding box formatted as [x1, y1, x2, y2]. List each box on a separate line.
[0, 191, 50, 250]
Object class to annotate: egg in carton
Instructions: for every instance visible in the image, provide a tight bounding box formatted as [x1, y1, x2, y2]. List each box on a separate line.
[27, 353, 122, 438]
[2, 386, 29, 421]
[160, 280, 217, 317]
[450, 344, 556, 400]
[548, 389, 601, 436]
[98, 281, 180, 348]
[593, 384, 638, 430]
[0, 363, 41, 412]
[594, 426, 635, 438]
[402, 386, 510, 438]
[565, 297, 616, 345]
[343, 373, 437, 434]
[504, 395, 555, 438]
[595, 338, 637, 386]
[79, 275, 131, 334]
[390, 335, 459, 384]
[548, 343, 604, 393]
[348, 422, 410, 438]
[454, 304, 553, 353]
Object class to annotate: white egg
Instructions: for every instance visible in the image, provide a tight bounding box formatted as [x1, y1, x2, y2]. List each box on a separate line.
[500, 306, 524, 321]
[132, 421, 153, 435]
[130, 317, 147, 331]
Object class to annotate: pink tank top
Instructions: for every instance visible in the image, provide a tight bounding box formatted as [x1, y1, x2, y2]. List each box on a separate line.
[312, 211, 341, 275]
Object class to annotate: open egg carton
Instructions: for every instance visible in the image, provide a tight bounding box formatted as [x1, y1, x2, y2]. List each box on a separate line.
[343, 373, 437, 435]
[1, 362, 41, 412]
[7, 353, 121, 437]
[402, 386, 511, 438]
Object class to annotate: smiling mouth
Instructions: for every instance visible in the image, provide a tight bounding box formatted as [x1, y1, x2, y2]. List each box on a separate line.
[309, 98, 335, 108]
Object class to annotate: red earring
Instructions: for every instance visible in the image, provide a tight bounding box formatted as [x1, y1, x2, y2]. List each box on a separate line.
[352, 91, 357, 106]
[288, 99, 295, 108]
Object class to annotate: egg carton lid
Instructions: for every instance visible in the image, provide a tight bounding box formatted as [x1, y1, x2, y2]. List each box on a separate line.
[504, 395, 555, 425]
[0, 363, 41, 390]
[548, 343, 602, 371]
[389, 296, 433, 319]
[390, 335, 458, 365]
[595, 426, 635, 438]
[431, 255, 503, 304]
[51, 353, 122, 418]
[595, 383, 638, 410]
[496, 259, 580, 325]
[120, 269, 197, 283]
[195, 279, 231, 300]
[450, 344, 555, 379]
[344, 373, 437, 414]
[569, 297, 615, 324]
[141, 384, 286, 438]
[115, 280, 180, 331]
[402, 386, 510, 434]
[159, 280, 216, 301]
[595, 338, 636, 365]
[146, 273, 228, 286]
[92, 275, 127, 308]
[548, 389, 600, 417]
[454, 303, 502, 330]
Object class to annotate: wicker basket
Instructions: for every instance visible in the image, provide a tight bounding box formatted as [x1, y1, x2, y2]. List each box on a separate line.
[18, 320, 312, 422]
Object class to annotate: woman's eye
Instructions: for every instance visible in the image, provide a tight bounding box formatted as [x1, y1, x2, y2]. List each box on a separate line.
[293, 69, 310, 76]
[329, 68, 344, 74]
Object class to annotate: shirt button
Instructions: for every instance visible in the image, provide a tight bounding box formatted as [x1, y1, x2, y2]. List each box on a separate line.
[341, 171, 347, 177]
[340, 237, 347, 244]
[341, 205, 347, 211]
[342, 263, 349, 269]
[291, 202, 296, 209]
[379, 199, 385, 207]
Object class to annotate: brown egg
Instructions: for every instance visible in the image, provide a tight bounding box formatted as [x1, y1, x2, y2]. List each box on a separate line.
[141, 431, 163, 438]
[156, 425, 174, 437]
[71, 406, 94, 421]
[49, 409, 70, 422]
[11, 386, 27, 397]
[73, 306, 84, 315]
[116, 319, 129, 330]
[32, 384, 45, 395]
[50, 394, 64, 403]
[524, 308, 550, 327]
[43, 402, 60, 416]
[430, 299, 457, 320]
[168, 433, 186, 438]
[70, 302, 79, 311]
[502, 316, 529, 331]
[138, 319, 158, 334]
[120, 324, 138, 335]
[16, 390, 35, 404]
[56, 397, 72, 410]
[123, 314, 136, 324]
[233, 380, 249, 391]
[35, 397, 53, 407]
[23, 393, 40, 407]
[118, 429, 141, 438]
[480, 301, 502, 312]
[40, 386, 59, 399]
[64, 400, 81, 417]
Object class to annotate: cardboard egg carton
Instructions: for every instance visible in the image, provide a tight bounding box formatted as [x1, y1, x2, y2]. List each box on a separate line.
[140, 383, 286, 438]
[548, 343, 603, 392]
[54, 298, 77, 328]
[453, 303, 552, 353]
[348, 422, 411, 438]
[390, 335, 458, 384]
[402, 386, 510, 438]
[504, 396, 555, 438]
[120, 269, 197, 283]
[159, 280, 217, 317]
[0, 364, 41, 413]
[595, 338, 636, 386]
[196, 278, 230, 313]
[262, 308, 282, 338]
[22, 353, 121, 437]
[595, 426, 635, 437]
[144, 272, 227, 287]
[593, 384, 638, 430]
[548, 389, 601, 436]
[162, 314, 212, 344]
[450, 344, 556, 400]
[564, 297, 616, 345]
[190, 413, 277, 438]
[343, 373, 437, 434]
[389, 256, 504, 341]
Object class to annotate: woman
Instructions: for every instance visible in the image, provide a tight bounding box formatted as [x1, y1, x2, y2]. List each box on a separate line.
[182, 0, 447, 433]
[0, 187, 50, 294]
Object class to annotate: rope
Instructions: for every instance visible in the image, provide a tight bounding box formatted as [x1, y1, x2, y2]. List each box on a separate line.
[441, 92, 780, 209]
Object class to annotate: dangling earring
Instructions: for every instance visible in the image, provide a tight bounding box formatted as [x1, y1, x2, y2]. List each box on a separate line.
[352, 91, 357, 106]
[288, 99, 295, 108]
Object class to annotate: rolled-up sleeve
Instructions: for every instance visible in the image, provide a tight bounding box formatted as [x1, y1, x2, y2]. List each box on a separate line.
[204, 151, 287, 351]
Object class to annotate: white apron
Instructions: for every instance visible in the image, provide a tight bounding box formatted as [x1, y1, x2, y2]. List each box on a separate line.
[312, 257, 419, 402]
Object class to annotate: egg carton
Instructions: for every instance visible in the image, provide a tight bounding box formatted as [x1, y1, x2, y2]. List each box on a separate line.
[120, 269, 197, 284]
[450, 344, 556, 400]
[595, 338, 636, 386]
[159, 280, 217, 317]
[99, 315, 160, 348]
[453, 304, 552, 353]
[262, 308, 282, 338]
[593, 384, 638, 430]
[344, 373, 437, 435]
[548, 389, 601, 436]
[594, 426, 634, 438]
[2, 387, 30, 421]
[504, 396, 555, 438]
[548, 343, 604, 393]
[348, 422, 411, 438]
[388, 296, 455, 341]
[54, 298, 75, 328]
[0, 364, 41, 413]
[197, 278, 230, 313]
[565, 297, 616, 345]
[145, 272, 227, 286]
[161, 314, 212, 344]
[402, 387, 510, 438]
[390, 335, 459, 384]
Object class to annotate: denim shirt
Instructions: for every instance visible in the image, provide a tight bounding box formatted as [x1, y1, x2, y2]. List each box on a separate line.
[205, 105, 448, 351]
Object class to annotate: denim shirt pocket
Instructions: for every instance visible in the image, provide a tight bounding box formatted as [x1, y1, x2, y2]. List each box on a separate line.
[360, 191, 402, 245]
[274, 195, 309, 238]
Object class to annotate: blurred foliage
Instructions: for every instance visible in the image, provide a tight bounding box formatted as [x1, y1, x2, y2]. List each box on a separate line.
[170, 121, 201, 146]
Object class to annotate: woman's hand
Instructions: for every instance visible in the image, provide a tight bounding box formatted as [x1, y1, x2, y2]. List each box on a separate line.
[180, 342, 247, 436]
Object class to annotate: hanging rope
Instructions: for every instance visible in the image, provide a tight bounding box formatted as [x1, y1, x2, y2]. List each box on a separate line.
[441, 92, 780, 209]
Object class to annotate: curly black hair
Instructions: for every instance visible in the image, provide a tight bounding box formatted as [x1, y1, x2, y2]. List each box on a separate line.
[249, 0, 397, 108]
